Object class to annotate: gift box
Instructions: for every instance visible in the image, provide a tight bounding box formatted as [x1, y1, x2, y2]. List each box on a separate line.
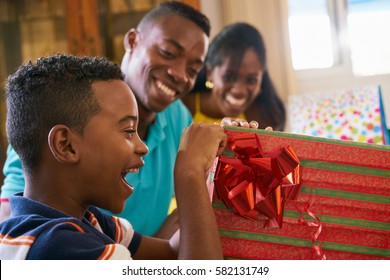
[288, 85, 390, 145]
[209, 127, 390, 260]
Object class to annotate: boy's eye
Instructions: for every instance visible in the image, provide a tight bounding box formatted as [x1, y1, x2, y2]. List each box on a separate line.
[125, 130, 136, 139]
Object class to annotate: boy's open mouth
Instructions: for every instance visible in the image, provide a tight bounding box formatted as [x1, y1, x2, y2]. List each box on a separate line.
[121, 169, 140, 190]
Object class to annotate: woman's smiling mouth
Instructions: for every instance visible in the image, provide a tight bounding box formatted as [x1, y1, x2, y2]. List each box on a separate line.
[225, 94, 246, 106]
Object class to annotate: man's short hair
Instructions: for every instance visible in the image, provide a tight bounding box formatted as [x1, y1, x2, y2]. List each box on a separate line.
[6, 53, 124, 174]
[138, 1, 210, 37]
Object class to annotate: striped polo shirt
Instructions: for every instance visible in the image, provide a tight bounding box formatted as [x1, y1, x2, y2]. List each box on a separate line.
[0, 193, 142, 259]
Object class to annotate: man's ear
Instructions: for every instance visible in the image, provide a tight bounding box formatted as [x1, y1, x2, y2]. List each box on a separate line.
[123, 28, 138, 52]
[48, 125, 80, 164]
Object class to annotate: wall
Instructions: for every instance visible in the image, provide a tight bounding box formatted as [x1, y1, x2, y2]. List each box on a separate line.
[200, 0, 224, 39]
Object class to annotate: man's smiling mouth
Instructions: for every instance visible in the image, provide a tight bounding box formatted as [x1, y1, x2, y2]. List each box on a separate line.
[156, 80, 176, 97]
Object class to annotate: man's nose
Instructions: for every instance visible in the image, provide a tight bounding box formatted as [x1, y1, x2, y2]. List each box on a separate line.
[167, 62, 188, 84]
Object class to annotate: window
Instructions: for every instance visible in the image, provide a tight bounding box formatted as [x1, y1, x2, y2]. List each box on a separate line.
[287, 0, 390, 76]
[348, 0, 390, 76]
[288, 0, 334, 70]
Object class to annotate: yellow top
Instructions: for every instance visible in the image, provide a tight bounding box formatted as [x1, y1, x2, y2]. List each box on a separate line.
[192, 93, 246, 124]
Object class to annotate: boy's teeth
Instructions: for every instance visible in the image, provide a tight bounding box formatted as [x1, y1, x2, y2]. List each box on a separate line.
[124, 168, 139, 174]
[226, 95, 246, 106]
[156, 80, 175, 97]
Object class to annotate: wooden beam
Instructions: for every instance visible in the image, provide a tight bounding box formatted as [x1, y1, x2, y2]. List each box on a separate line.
[64, 0, 102, 56]
[180, 0, 200, 11]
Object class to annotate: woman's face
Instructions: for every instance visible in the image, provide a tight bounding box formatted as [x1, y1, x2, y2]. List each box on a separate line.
[209, 48, 263, 117]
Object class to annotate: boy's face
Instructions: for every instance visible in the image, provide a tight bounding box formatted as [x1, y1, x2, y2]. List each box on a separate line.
[78, 80, 148, 214]
[123, 14, 208, 112]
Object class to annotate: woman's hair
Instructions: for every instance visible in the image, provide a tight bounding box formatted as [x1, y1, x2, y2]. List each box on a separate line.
[191, 22, 286, 130]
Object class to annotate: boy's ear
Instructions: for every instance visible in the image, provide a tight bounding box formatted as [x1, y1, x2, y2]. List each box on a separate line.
[48, 125, 80, 164]
[123, 28, 138, 52]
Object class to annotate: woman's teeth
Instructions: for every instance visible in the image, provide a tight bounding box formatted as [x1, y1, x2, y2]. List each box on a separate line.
[156, 80, 175, 97]
[226, 95, 246, 106]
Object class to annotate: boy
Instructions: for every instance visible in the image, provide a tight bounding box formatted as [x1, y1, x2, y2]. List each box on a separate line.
[0, 54, 224, 259]
[0, 1, 256, 238]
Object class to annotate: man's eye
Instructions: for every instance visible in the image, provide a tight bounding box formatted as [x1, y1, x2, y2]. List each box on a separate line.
[160, 48, 174, 59]
[188, 68, 199, 78]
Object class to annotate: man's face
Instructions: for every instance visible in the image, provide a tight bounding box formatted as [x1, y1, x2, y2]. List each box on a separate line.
[78, 80, 148, 214]
[123, 15, 208, 112]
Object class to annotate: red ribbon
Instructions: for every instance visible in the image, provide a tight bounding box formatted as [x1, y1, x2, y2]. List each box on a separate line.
[214, 133, 302, 228]
[295, 188, 326, 260]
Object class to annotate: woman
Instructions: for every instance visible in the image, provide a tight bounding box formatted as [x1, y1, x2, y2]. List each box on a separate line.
[183, 22, 286, 131]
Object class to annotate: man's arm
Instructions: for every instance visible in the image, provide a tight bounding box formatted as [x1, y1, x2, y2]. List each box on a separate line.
[132, 232, 178, 260]
[153, 209, 179, 239]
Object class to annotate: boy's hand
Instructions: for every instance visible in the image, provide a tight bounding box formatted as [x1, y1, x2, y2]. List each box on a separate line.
[174, 122, 225, 259]
[176, 123, 227, 174]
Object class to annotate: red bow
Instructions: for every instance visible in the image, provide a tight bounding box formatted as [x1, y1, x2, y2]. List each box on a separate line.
[214, 133, 302, 228]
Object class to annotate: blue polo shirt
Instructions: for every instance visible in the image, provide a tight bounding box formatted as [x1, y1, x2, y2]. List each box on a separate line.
[0, 145, 24, 200]
[1, 100, 192, 236]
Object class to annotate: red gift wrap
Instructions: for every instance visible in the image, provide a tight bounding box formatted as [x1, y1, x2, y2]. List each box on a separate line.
[214, 133, 302, 229]
[209, 127, 390, 260]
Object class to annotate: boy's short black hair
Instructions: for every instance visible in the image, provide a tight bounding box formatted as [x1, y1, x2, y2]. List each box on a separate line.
[6, 53, 124, 174]
[138, 1, 210, 37]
